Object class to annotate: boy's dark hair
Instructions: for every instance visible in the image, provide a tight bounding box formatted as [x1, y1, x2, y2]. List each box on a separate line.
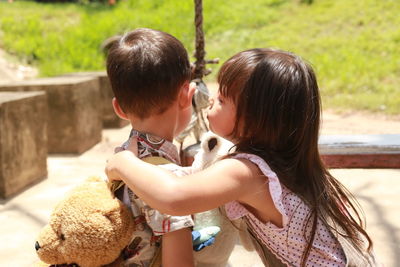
[106, 28, 191, 119]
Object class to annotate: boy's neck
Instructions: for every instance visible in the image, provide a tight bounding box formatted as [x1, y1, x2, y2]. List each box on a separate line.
[128, 106, 179, 142]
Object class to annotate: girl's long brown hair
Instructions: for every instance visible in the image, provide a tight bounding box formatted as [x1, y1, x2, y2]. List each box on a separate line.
[218, 48, 373, 266]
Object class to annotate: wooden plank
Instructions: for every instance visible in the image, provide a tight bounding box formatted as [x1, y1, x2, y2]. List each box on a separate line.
[321, 153, 400, 168]
[182, 134, 400, 169]
[319, 134, 400, 168]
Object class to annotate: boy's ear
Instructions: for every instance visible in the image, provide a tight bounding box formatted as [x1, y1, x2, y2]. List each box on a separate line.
[112, 98, 129, 120]
[179, 82, 196, 109]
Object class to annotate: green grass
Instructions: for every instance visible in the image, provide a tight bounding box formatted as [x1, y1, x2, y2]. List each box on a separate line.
[0, 0, 399, 114]
[0, 1, 195, 74]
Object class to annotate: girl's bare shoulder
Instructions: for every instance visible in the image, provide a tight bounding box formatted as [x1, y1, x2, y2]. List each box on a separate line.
[210, 156, 265, 183]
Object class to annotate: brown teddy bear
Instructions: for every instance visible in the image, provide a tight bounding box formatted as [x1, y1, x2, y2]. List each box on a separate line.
[35, 176, 135, 267]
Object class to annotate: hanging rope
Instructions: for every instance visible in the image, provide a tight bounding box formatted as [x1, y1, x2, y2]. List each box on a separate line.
[193, 0, 206, 80]
[193, 0, 219, 79]
[176, 0, 219, 150]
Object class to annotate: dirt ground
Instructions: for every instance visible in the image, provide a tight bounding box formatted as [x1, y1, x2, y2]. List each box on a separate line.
[0, 48, 37, 82]
[321, 110, 400, 135]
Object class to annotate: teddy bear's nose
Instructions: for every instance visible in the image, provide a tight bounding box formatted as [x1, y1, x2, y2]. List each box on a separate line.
[35, 241, 41, 251]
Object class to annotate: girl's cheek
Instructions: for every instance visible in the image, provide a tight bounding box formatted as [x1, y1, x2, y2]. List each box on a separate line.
[206, 111, 213, 122]
[206, 110, 215, 126]
[206, 105, 215, 116]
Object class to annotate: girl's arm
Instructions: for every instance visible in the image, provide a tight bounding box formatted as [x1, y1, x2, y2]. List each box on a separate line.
[106, 149, 265, 215]
[162, 228, 194, 267]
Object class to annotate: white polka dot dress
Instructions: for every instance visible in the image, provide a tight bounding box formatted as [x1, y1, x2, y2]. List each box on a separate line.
[225, 153, 346, 266]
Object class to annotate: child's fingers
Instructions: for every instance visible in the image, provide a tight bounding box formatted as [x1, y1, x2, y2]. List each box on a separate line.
[104, 157, 122, 182]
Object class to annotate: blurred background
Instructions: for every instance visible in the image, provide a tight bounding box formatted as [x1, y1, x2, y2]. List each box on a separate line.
[0, 1, 399, 266]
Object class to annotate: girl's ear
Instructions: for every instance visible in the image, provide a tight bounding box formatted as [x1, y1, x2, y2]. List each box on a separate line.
[112, 98, 129, 120]
[178, 81, 196, 109]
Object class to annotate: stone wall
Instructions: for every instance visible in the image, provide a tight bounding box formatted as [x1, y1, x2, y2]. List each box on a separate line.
[61, 71, 129, 128]
[0, 76, 102, 154]
[0, 91, 47, 198]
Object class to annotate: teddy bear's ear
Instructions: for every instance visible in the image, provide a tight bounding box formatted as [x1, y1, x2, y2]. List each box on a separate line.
[207, 137, 218, 152]
[200, 132, 221, 153]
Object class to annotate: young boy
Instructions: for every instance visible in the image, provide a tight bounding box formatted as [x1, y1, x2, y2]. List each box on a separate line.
[106, 28, 196, 266]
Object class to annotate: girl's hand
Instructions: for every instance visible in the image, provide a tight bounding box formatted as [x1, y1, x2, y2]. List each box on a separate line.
[105, 152, 124, 182]
[105, 150, 136, 181]
[105, 137, 138, 182]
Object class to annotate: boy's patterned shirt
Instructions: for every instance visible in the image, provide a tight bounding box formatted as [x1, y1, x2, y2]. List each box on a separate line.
[120, 129, 194, 267]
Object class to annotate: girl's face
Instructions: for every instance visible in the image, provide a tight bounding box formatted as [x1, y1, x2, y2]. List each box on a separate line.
[207, 91, 236, 140]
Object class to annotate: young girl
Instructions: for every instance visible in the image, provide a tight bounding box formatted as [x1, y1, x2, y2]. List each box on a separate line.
[106, 48, 378, 266]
